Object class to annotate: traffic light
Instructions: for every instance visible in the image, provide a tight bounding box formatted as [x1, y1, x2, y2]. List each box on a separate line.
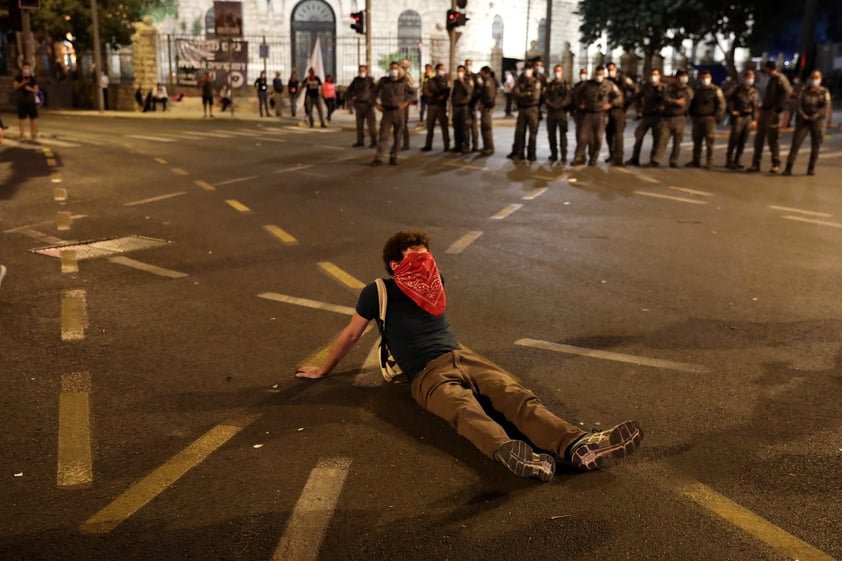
[446, 9, 468, 32]
[350, 11, 365, 35]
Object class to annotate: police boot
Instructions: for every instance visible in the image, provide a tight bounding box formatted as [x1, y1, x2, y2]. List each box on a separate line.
[549, 152, 558, 162]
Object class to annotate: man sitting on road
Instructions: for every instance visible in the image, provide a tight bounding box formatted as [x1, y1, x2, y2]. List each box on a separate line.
[296, 230, 643, 482]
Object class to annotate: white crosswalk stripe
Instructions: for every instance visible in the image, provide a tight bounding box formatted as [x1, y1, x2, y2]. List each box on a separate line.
[127, 134, 178, 143]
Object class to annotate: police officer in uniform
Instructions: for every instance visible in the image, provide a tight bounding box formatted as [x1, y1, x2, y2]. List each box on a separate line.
[533, 58, 549, 122]
[544, 64, 572, 163]
[654, 68, 693, 167]
[507, 62, 542, 162]
[605, 62, 638, 166]
[421, 63, 451, 152]
[478, 66, 497, 156]
[571, 66, 619, 166]
[627, 69, 665, 166]
[748, 61, 793, 173]
[400, 59, 416, 150]
[371, 61, 416, 166]
[783, 70, 831, 176]
[450, 65, 474, 154]
[687, 70, 726, 168]
[571, 68, 589, 159]
[725, 69, 759, 169]
[347, 64, 377, 148]
[465, 59, 482, 152]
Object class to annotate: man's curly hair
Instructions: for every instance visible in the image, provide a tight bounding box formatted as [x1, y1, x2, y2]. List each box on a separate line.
[382, 230, 431, 275]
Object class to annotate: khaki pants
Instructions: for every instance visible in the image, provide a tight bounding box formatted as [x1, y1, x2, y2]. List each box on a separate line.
[411, 349, 585, 459]
[480, 106, 494, 151]
[655, 115, 686, 165]
[691, 115, 717, 164]
[375, 108, 403, 161]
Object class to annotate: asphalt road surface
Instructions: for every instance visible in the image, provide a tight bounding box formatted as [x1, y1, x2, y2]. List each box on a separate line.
[1, 111, 841, 561]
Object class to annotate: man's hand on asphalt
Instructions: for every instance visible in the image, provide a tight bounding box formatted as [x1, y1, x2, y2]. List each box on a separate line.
[295, 365, 325, 379]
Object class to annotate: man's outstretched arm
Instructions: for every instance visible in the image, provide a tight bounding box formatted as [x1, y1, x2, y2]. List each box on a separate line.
[295, 313, 371, 379]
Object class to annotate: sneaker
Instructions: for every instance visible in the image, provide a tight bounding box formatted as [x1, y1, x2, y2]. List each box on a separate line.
[494, 440, 555, 482]
[0, 264, 6, 288]
[420, 146, 432, 152]
[770, 165, 781, 174]
[624, 158, 639, 166]
[568, 420, 643, 471]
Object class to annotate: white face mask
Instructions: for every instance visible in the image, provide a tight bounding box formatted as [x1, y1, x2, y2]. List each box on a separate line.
[457, 72, 465, 80]
[650, 76, 660, 84]
[465, 65, 472, 73]
[525, 70, 533, 78]
[554, 72, 563, 80]
[536, 66, 544, 74]
[744, 78, 754, 86]
[701, 78, 711, 86]
[679, 76, 689, 84]
[595, 75, 604, 83]
[608, 70, 617, 78]
[437, 70, 445, 77]
[811, 79, 821, 87]
[579, 74, 587, 82]
[360, 72, 367, 78]
[390, 69, 399, 78]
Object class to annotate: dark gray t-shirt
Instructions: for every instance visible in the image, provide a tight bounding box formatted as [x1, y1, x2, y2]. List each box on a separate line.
[356, 278, 460, 381]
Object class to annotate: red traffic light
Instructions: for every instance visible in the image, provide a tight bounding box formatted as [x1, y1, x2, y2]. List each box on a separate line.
[446, 9, 468, 31]
[350, 11, 365, 35]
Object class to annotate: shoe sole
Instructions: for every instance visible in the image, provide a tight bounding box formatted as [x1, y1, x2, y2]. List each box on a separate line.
[570, 420, 643, 471]
[498, 440, 555, 482]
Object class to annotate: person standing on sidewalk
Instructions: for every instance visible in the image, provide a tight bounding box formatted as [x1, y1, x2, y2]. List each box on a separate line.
[783, 70, 831, 176]
[347, 65, 377, 147]
[13, 63, 39, 140]
[322, 75, 337, 122]
[295, 230, 644, 482]
[255, 71, 270, 117]
[287, 72, 300, 118]
[686, 70, 726, 168]
[421, 63, 451, 152]
[503, 70, 516, 117]
[302, 68, 326, 128]
[370, 61, 415, 166]
[725, 70, 758, 169]
[748, 61, 793, 173]
[201, 74, 215, 118]
[272, 71, 285, 116]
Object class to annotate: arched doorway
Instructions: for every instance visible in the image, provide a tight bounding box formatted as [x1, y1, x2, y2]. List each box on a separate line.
[291, 0, 336, 78]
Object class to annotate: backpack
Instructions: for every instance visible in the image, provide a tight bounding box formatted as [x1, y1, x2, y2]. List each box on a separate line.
[374, 279, 406, 383]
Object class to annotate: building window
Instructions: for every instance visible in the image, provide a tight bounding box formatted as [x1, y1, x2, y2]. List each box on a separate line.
[538, 18, 547, 57]
[205, 8, 215, 38]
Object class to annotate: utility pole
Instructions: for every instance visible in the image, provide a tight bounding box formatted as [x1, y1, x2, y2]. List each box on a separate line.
[20, 3, 35, 67]
[90, 0, 104, 112]
[448, 0, 457, 78]
[365, 0, 371, 69]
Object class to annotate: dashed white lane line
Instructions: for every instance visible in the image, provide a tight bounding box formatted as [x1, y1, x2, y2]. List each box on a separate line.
[4, 215, 86, 234]
[490, 203, 523, 219]
[515, 338, 710, 374]
[272, 457, 352, 561]
[274, 164, 314, 174]
[61, 289, 89, 341]
[127, 134, 178, 143]
[107, 256, 188, 278]
[444, 161, 488, 171]
[258, 293, 356, 316]
[57, 371, 93, 488]
[446, 230, 483, 254]
[216, 175, 260, 186]
[818, 150, 842, 159]
[668, 186, 713, 197]
[523, 187, 549, 200]
[769, 205, 832, 218]
[635, 191, 709, 205]
[781, 215, 842, 229]
[124, 192, 188, 206]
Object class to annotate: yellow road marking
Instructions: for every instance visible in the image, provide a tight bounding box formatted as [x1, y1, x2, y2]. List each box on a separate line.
[155, 158, 168, 164]
[443, 161, 487, 171]
[54, 187, 68, 202]
[225, 199, 251, 212]
[57, 372, 93, 487]
[490, 203, 523, 220]
[51, 173, 62, 183]
[61, 289, 88, 341]
[170, 167, 189, 176]
[56, 211, 72, 231]
[318, 262, 364, 290]
[46, 157, 58, 167]
[681, 483, 838, 561]
[523, 187, 549, 200]
[263, 225, 298, 245]
[61, 249, 78, 274]
[532, 173, 566, 181]
[446, 230, 483, 254]
[515, 338, 709, 374]
[258, 292, 356, 316]
[80, 415, 259, 534]
[272, 457, 352, 561]
[194, 180, 216, 191]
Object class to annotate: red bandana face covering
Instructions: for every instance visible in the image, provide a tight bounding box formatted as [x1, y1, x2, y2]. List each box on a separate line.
[393, 251, 447, 317]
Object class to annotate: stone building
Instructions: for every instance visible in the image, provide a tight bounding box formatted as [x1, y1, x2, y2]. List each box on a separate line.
[148, 0, 591, 87]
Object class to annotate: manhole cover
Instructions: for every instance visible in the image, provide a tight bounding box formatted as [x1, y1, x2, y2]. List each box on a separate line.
[31, 235, 171, 260]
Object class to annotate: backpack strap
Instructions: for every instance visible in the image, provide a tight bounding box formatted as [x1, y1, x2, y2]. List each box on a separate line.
[374, 278, 387, 333]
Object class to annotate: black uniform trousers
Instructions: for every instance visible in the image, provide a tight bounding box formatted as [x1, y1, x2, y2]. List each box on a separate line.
[630, 115, 662, 164]
[726, 115, 752, 166]
[546, 109, 568, 161]
[513, 105, 539, 159]
[605, 107, 626, 164]
[655, 115, 686, 166]
[375, 108, 403, 162]
[752, 108, 782, 168]
[691, 116, 717, 165]
[354, 101, 377, 145]
[573, 111, 607, 164]
[424, 104, 450, 149]
[786, 117, 825, 173]
[452, 104, 470, 152]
